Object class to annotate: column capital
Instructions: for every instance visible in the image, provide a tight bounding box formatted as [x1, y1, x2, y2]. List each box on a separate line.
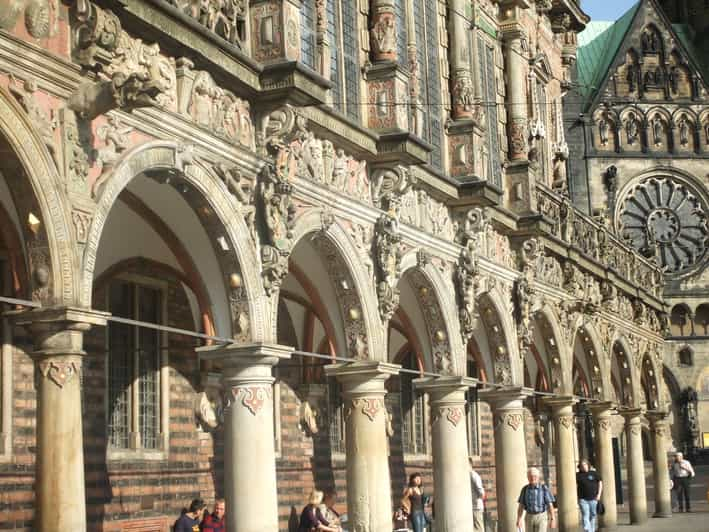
[10, 306, 108, 356]
[619, 407, 645, 421]
[198, 342, 292, 384]
[587, 401, 617, 415]
[479, 386, 534, 410]
[325, 361, 400, 397]
[543, 395, 577, 411]
[414, 376, 477, 396]
[646, 410, 671, 425]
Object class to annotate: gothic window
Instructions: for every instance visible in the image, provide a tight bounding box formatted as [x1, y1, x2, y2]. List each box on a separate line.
[300, 0, 318, 70]
[465, 358, 480, 457]
[670, 304, 693, 336]
[107, 279, 164, 451]
[400, 351, 426, 455]
[618, 176, 709, 274]
[695, 304, 709, 335]
[412, 0, 443, 169]
[678, 346, 693, 367]
[328, 379, 346, 453]
[477, 34, 502, 187]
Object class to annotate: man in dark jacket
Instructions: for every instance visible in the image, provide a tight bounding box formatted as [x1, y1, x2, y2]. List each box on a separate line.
[175, 499, 206, 532]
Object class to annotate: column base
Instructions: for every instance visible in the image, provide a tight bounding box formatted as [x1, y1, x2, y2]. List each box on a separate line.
[652, 511, 672, 518]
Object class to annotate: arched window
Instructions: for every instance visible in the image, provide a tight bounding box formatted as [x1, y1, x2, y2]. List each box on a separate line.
[670, 304, 693, 337]
[694, 304, 709, 335]
[679, 346, 693, 367]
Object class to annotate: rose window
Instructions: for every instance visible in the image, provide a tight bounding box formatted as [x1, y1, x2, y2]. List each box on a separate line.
[618, 177, 709, 274]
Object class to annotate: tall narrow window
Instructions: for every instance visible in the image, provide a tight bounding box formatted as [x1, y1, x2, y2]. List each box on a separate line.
[328, 379, 346, 453]
[412, 0, 443, 168]
[327, 0, 361, 120]
[465, 358, 480, 456]
[107, 280, 163, 451]
[478, 35, 502, 187]
[395, 0, 408, 68]
[401, 352, 426, 455]
[300, 0, 317, 70]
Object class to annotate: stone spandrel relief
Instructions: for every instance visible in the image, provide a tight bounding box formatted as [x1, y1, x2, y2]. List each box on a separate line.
[618, 176, 709, 275]
[169, 0, 248, 49]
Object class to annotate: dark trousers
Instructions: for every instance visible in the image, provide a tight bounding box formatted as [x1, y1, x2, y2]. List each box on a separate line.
[674, 477, 691, 510]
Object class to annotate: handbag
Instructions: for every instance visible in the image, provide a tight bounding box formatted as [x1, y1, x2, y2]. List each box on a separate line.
[597, 501, 605, 515]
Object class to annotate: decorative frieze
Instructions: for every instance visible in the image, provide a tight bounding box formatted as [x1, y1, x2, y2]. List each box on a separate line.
[38, 359, 80, 388]
[169, 0, 249, 50]
[347, 397, 385, 421]
[494, 412, 523, 431]
[229, 385, 272, 416]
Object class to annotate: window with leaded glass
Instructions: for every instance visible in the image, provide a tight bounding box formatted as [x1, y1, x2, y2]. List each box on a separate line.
[328, 379, 346, 453]
[327, 0, 361, 121]
[401, 352, 426, 455]
[465, 358, 480, 457]
[412, 0, 443, 168]
[107, 279, 163, 451]
[477, 34, 502, 188]
[300, 0, 317, 70]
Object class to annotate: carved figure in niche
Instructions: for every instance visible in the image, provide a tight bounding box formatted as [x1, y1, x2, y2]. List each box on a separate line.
[8, 74, 58, 167]
[598, 117, 610, 146]
[452, 77, 476, 114]
[652, 116, 664, 146]
[679, 114, 690, 146]
[96, 115, 133, 167]
[669, 66, 680, 94]
[642, 30, 659, 54]
[626, 112, 640, 145]
[191, 76, 213, 126]
[332, 148, 348, 189]
[370, 16, 395, 58]
[704, 121, 709, 145]
[627, 65, 639, 92]
[643, 70, 656, 89]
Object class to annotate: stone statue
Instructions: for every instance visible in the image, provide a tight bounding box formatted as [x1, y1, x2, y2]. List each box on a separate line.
[598, 117, 609, 146]
[669, 66, 680, 94]
[96, 114, 133, 167]
[370, 15, 396, 60]
[679, 114, 690, 146]
[627, 66, 638, 92]
[626, 112, 639, 145]
[652, 116, 663, 146]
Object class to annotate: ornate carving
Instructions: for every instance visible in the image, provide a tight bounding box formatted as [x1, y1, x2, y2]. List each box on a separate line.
[169, 0, 248, 48]
[232, 385, 272, 416]
[455, 211, 483, 342]
[446, 407, 463, 427]
[516, 238, 541, 354]
[350, 398, 384, 421]
[184, 70, 254, 149]
[8, 75, 58, 168]
[495, 412, 523, 431]
[558, 415, 573, 430]
[72, 1, 176, 117]
[258, 162, 296, 295]
[59, 109, 90, 196]
[374, 214, 403, 322]
[38, 359, 80, 388]
[214, 163, 257, 243]
[595, 418, 610, 432]
[371, 166, 416, 213]
[509, 119, 528, 159]
[451, 76, 476, 119]
[370, 11, 396, 61]
[71, 209, 92, 244]
[95, 114, 132, 168]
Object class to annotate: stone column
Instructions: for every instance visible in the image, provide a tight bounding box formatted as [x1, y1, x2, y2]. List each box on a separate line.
[480, 387, 533, 532]
[503, 26, 528, 161]
[198, 343, 292, 532]
[546, 397, 579, 532]
[14, 307, 107, 532]
[621, 408, 647, 524]
[415, 377, 475, 532]
[647, 411, 672, 518]
[448, 0, 474, 120]
[325, 361, 399, 531]
[589, 402, 618, 530]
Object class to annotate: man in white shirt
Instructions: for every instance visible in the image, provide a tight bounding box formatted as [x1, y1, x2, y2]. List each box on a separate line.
[671, 452, 695, 512]
[469, 458, 485, 532]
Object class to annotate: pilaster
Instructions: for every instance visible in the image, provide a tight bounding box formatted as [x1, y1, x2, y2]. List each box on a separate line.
[198, 343, 292, 532]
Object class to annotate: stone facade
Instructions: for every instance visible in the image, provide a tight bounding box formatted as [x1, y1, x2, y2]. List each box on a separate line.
[0, 1, 674, 531]
[566, 0, 709, 457]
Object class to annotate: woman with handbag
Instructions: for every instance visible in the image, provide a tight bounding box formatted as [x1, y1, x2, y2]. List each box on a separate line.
[403, 473, 430, 532]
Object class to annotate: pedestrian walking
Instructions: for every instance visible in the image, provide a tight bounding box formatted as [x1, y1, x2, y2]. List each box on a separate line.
[403, 473, 430, 532]
[516, 467, 556, 532]
[200, 499, 225, 532]
[469, 458, 485, 532]
[671, 452, 695, 512]
[174, 499, 206, 532]
[576, 459, 602, 532]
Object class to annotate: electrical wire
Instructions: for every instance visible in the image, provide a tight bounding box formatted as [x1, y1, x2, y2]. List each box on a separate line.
[1, 295, 610, 406]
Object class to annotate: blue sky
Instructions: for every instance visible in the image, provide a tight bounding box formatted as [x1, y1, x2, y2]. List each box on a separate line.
[582, 0, 638, 21]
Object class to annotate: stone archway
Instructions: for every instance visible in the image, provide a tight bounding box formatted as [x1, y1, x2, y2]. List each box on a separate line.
[477, 289, 522, 386]
[573, 320, 613, 401]
[0, 85, 76, 305]
[612, 336, 637, 407]
[532, 305, 573, 394]
[82, 140, 265, 341]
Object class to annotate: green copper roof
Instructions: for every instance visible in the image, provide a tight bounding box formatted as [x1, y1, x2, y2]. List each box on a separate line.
[576, 2, 640, 100]
[672, 23, 709, 79]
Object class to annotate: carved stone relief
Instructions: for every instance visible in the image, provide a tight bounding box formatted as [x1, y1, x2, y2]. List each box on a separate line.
[374, 214, 403, 322]
[409, 268, 452, 375]
[169, 0, 248, 49]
